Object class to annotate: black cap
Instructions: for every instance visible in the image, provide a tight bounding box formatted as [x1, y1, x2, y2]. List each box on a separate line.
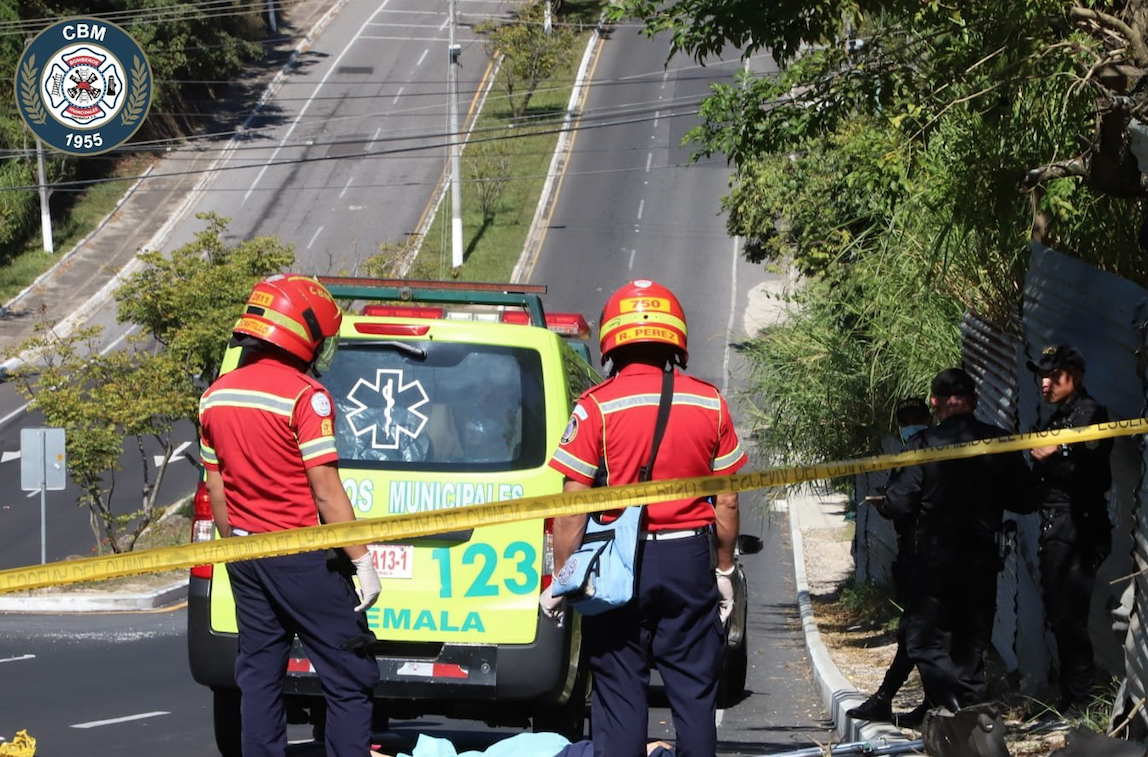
[931, 368, 976, 398]
[1026, 344, 1085, 373]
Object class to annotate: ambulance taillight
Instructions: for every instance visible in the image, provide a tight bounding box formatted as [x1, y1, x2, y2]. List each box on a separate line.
[190, 480, 214, 579]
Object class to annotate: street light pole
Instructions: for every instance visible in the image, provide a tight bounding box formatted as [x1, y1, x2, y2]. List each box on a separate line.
[36, 137, 53, 254]
[448, 0, 464, 269]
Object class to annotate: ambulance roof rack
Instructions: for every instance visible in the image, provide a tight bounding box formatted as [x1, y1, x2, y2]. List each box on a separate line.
[317, 276, 548, 327]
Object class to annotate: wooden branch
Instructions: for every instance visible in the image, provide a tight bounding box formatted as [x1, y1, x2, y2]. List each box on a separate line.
[1020, 156, 1090, 190]
[1070, 6, 1148, 67]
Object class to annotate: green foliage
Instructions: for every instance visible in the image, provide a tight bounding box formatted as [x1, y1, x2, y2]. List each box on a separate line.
[614, 0, 1148, 462]
[114, 212, 295, 383]
[8, 215, 294, 553]
[477, 1, 577, 122]
[0, 0, 265, 268]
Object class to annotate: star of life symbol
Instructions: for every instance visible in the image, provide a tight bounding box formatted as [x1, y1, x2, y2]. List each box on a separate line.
[345, 370, 429, 450]
[44, 46, 123, 127]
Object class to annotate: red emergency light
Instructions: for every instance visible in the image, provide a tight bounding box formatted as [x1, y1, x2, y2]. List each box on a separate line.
[361, 305, 446, 319]
[354, 323, 431, 336]
[499, 311, 591, 338]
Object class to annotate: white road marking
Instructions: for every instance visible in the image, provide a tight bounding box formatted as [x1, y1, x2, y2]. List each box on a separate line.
[242, 0, 395, 205]
[362, 35, 451, 42]
[653, 110, 660, 129]
[416, 49, 429, 66]
[339, 176, 354, 199]
[71, 711, 170, 729]
[307, 226, 325, 250]
[722, 236, 740, 396]
[0, 326, 136, 430]
[366, 22, 445, 29]
[1, 451, 19, 463]
[439, 17, 449, 30]
[153, 440, 193, 468]
[627, 249, 636, 269]
[0, 654, 35, 664]
[636, 199, 644, 220]
[391, 86, 404, 104]
[662, 68, 669, 88]
[715, 708, 724, 726]
[372, 127, 382, 142]
[645, 152, 652, 172]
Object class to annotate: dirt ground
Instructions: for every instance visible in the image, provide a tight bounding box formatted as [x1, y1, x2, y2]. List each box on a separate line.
[798, 517, 1076, 756]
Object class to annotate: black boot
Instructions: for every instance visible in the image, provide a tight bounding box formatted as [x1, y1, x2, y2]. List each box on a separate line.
[895, 701, 930, 729]
[848, 693, 893, 722]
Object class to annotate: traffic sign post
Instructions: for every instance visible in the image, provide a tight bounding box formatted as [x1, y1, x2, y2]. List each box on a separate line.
[20, 427, 66, 564]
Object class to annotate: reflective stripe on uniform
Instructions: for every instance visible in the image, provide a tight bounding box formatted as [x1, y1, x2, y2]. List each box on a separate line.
[299, 436, 337, 462]
[200, 442, 218, 466]
[598, 391, 720, 415]
[713, 444, 744, 472]
[200, 389, 297, 417]
[552, 447, 598, 478]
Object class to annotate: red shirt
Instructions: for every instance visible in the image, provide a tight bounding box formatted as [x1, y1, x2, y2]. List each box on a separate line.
[548, 363, 747, 529]
[199, 355, 340, 533]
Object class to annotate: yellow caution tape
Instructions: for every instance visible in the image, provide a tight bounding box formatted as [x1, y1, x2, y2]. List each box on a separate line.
[0, 418, 1143, 595]
[0, 730, 36, 757]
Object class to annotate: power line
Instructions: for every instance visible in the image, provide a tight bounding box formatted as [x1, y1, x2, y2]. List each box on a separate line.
[0, 106, 704, 192]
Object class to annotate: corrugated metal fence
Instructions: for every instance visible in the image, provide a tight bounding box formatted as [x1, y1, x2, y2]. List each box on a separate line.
[853, 243, 1148, 729]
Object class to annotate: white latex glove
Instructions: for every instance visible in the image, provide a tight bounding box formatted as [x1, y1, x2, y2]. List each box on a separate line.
[352, 553, 381, 612]
[539, 583, 566, 627]
[716, 565, 735, 624]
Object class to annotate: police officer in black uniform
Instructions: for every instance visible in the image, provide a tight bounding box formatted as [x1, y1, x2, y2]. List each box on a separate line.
[848, 398, 930, 723]
[884, 369, 1035, 713]
[1026, 344, 1113, 714]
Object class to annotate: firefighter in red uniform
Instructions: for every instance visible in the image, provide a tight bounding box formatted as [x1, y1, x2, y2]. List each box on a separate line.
[199, 274, 381, 757]
[545, 279, 748, 757]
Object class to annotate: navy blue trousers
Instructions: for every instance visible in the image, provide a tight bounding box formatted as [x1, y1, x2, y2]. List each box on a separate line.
[582, 535, 724, 757]
[227, 551, 379, 757]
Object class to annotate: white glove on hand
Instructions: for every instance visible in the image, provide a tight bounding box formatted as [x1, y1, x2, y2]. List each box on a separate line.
[539, 583, 566, 627]
[716, 565, 735, 624]
[352, 553, 381, 612]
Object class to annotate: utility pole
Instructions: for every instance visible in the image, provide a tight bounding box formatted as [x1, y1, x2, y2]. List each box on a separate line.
[544, 1, 553, 34]
[266, 0, 278, 33]
[35, 137, 52, 254]
[447, 0, 464, 268]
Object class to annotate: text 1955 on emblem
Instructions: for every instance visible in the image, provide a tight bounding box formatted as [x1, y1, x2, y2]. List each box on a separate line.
[15, 18, 153, 155]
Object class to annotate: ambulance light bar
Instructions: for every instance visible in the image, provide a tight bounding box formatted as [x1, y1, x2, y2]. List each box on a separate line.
[319, 276, 547, 326]
[361, 305, 445, 319]
[500, 310, 591, 338]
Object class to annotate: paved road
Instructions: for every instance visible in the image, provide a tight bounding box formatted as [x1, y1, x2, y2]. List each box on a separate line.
[525, 27, 828, 751]
[0, 0, 509, 568]
[0, 510, 829, 756]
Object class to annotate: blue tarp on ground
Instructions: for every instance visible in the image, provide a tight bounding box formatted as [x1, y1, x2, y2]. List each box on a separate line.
[394, 733, 677, 757]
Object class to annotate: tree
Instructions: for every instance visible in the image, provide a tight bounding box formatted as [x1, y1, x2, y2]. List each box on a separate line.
[609, 1, 1148, 462]
[478, 1, 577, 123]
[6, 215, 294, 553]
[467, 139, 513, 221]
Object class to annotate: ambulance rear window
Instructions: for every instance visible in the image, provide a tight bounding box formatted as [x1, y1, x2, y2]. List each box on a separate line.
[320, 341, 546, 472]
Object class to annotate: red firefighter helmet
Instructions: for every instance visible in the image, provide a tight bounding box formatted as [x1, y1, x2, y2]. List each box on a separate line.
[598, 279, 688, 367]
[232, 274, 342, 363]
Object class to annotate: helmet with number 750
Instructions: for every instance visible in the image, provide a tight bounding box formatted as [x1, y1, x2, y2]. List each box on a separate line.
[232, 274, 342, 366]
[598, 279, 688, 368]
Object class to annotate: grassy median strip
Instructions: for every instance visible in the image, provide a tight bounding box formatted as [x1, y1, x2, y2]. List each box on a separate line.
[401, 2, 604, 282]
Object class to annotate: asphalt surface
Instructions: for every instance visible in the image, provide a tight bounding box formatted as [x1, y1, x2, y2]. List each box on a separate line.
[0, 6, 835, 755]
[0, 0, 508, 568]
[0, 512, 833, 756]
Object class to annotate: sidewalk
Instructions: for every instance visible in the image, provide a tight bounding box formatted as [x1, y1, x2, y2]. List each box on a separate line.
[0, 0, 346, 363]
[783, 487, 918, 750]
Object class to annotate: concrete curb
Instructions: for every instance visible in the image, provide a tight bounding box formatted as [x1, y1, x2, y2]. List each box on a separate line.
[0, 579, 186, 613]
[511, 15, 604, 284]
[785, 495, 914, 748]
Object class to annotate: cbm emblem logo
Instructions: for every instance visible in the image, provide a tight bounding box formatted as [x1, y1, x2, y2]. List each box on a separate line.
[15, 18, 152, 155]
